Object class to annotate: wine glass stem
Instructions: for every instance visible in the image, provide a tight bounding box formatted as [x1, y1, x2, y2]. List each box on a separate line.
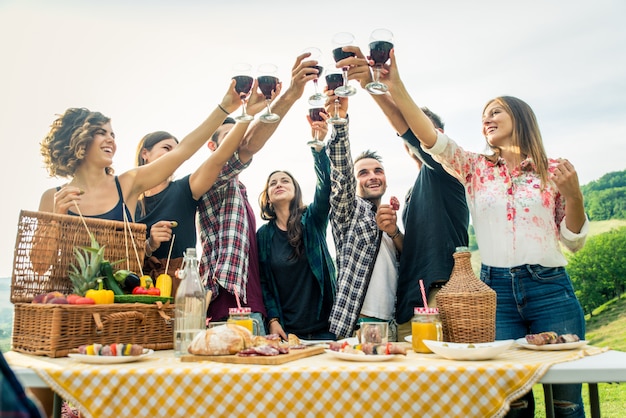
[334, 100, 339, 118]
[241, 99, 247, 116]
[265, 100, 272, 115]
[314, 79, 319, 94]
[374, 66, 381, 83]
[342, 67, 349, 88]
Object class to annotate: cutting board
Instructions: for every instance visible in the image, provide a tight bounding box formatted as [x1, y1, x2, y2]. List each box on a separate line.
[180, 345, 325, 364]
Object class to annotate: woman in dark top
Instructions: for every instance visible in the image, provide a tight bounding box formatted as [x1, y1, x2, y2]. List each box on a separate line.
[38, 81, 243, 221]
[257, 119, 336, 341]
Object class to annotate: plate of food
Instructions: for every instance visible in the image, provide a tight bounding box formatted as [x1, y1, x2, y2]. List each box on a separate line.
[324, 349, 402, 362]
[68, 343, 153, 364]
[516, 332, 587, 351]
[422, 339, 515, 361]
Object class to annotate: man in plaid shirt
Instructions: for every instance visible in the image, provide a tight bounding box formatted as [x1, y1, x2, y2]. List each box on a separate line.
[326, 97, 402, 340]
[197, 53, 317, 328]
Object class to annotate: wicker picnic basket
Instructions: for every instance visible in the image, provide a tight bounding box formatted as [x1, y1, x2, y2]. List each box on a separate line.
[11, 210, 146, 303]
[12, 302, 174, 357]
[435, 247, 496, 343]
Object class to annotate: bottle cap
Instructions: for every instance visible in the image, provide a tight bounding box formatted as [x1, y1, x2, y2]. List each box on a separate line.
[229, 307, 251, 315]
[414, 307, 439, 315]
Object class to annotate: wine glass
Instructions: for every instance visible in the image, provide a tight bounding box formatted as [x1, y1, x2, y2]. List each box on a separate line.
[232, 63, 254, 122]
[331, 32, 357, 97]
[325, 68, 348, 125]
[302, 47, 326, 106]
[307, 107, 327, 147]
[257, 63, 281, 123]
[365, 28, 394, 95]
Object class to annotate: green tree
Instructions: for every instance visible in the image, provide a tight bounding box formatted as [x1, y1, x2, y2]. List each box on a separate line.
[567, 227, 626, 315]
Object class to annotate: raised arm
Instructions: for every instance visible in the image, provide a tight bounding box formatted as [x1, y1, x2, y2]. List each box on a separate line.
[121, 81, 241, 201]
[238, 52, 317, 163]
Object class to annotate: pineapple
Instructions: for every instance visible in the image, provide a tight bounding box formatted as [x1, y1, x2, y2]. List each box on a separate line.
[68, 233, 106, 296]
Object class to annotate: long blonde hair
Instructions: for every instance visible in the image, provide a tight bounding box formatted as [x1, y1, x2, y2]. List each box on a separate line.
[483, 96, 549, 188]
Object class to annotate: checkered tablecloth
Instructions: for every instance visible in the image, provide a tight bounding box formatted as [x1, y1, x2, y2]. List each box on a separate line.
[6, 345, 607, 418]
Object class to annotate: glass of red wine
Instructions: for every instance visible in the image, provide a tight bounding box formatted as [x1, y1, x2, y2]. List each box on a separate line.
[257, 63, 280, 123]
[307, 107, 327, 147]
[325, 69, 347, 125]
[232, 63, 254, 122]
[302, 47, 326, 106]
[331, 32, 357, 97]
[365, 28, 394, 95]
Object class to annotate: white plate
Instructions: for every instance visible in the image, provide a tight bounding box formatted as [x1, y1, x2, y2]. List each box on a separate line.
[325, 349, 402, 362]
[68, 349, 154, 364]
[423, 339, 515, 361]
[515, 338, 588, 351]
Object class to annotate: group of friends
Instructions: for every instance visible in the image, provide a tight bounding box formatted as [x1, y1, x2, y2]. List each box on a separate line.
[37, 46, 589, 418]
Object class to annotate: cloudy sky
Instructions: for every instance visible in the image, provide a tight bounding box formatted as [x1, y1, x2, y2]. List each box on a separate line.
[1, 0, 625, 278]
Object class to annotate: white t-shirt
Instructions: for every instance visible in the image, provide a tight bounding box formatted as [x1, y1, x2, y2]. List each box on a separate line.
[360, 233, 398, 320]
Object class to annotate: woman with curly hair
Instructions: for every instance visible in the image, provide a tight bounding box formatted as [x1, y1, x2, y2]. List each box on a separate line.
[38, 81, 244, 221]
[256, 115, 336, 341]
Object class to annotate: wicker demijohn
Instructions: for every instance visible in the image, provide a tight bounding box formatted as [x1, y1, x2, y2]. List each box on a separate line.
[435, 247, 496, 343]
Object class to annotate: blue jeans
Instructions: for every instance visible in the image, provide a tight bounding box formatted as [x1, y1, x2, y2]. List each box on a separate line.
[481, 264, 586, 418]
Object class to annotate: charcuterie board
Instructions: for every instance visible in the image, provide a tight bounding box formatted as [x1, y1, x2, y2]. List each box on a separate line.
[180, 345, 325, 364]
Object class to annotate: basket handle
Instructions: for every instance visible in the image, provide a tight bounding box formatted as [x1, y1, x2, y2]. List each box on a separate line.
[93, 311, 147, 333]
[155, 301, 172, 323]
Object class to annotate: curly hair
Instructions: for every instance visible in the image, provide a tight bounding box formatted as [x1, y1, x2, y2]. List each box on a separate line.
[40, 108, 111, 178]
[258, 170, 307, 259]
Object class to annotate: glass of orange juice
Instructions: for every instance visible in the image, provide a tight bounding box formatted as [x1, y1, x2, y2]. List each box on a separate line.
[227, 307, 260, 335]
[411, 307, 442, 353]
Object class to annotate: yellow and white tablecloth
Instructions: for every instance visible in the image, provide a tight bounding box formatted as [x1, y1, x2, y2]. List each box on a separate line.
[5, 345, 607, 418]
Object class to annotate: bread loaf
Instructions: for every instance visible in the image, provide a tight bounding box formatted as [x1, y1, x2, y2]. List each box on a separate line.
[188, 324, 253, 355]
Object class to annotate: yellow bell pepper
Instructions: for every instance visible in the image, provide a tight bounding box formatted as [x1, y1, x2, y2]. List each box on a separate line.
[85, 278, 114, 304]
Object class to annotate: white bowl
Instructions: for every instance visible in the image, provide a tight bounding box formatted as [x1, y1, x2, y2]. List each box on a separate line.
[422, 339, 514, 361]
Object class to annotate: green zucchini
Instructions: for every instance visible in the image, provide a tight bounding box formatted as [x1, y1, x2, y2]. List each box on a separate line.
[114, 295, 174, 304]
[100, 261, 125, 296]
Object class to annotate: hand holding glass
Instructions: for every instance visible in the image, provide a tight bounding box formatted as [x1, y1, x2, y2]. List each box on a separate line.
[302, 47, 326, 106]
[232, 63, 254, 121]
[331, 32, 357, 97]
[307, 107, 327, 147]
[325, 70, 347, 125]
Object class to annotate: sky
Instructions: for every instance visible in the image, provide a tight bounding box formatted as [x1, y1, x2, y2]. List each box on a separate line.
[1, 0, 625, 279]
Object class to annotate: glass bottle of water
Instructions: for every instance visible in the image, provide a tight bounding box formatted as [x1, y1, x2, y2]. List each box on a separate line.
[174, 248, 207, 357]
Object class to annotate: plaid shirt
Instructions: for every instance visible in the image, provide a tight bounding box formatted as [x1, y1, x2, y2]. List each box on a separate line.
[327, 122, 383, 339]
[257, 147, 336, 323]
[197, 152, 252, 302]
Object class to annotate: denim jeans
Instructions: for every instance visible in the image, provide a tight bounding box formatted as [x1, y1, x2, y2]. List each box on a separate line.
[481, 264, 586, 418]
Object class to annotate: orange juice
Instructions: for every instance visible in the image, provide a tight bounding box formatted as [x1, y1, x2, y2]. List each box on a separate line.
[228, 318, 254, 333]
[412, 322, 441, 353]
[411, 307, 442, 353]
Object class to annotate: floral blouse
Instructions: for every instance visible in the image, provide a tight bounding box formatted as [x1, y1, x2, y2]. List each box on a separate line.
[425, 131, 588, 268]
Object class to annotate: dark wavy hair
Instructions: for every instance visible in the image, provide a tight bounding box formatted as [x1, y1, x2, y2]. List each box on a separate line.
[258, 170, 307, 259]
[40, 108, 111, 178]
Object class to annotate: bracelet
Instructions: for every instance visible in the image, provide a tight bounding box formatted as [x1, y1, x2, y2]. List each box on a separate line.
[387, 227, 401, 240]
[268, 318, 280, 326]
[145, 238, 156, 256]
[218, 104, 229, 115]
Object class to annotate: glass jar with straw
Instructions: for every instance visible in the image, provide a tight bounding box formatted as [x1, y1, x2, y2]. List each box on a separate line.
[411, 279, 443, 353]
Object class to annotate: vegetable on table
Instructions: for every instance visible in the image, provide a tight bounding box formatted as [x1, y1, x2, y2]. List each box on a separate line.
[155, 273, 172, 297]
[100, 261, 125, 296]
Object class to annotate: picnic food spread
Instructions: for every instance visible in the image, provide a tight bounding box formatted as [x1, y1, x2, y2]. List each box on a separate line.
[77, 343, 145, 356]
[525, 332, 580, 345]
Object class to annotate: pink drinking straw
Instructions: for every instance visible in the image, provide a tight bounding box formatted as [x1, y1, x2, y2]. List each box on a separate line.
[419, 279, 429, 309]
[234, 288, 242, 309]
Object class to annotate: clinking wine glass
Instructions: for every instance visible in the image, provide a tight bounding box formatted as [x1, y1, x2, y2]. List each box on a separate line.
[331, 32, 357, 97]
[232, 63, 254, 122]
[325, 69, 347, 125]
[365, 28, 394, 95]
[257, 63, 281, 123]
[307, 107, 327, 147]
[302, 47, 326, 106]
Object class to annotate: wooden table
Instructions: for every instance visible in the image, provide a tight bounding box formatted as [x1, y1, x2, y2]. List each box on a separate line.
[6, 345, 623, 418]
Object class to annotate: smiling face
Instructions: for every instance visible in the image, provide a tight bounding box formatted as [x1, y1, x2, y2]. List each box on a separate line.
[354, 157, 387, 203]
[141, 138, 178, 164]
[84, 122, 116, 167]
[267, 171, 296, 205]
[482, 100, 514, 148]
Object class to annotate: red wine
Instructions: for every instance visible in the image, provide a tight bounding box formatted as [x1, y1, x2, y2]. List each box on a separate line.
[369, 41, 394, 65]
[325, 73, 344, 91]
[233, 75, 253, 96]
[332, 47, 356, 63]
[257, 75, 278, 99]
[311, 65, 324, 78]
[309, 107, 326, 122]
